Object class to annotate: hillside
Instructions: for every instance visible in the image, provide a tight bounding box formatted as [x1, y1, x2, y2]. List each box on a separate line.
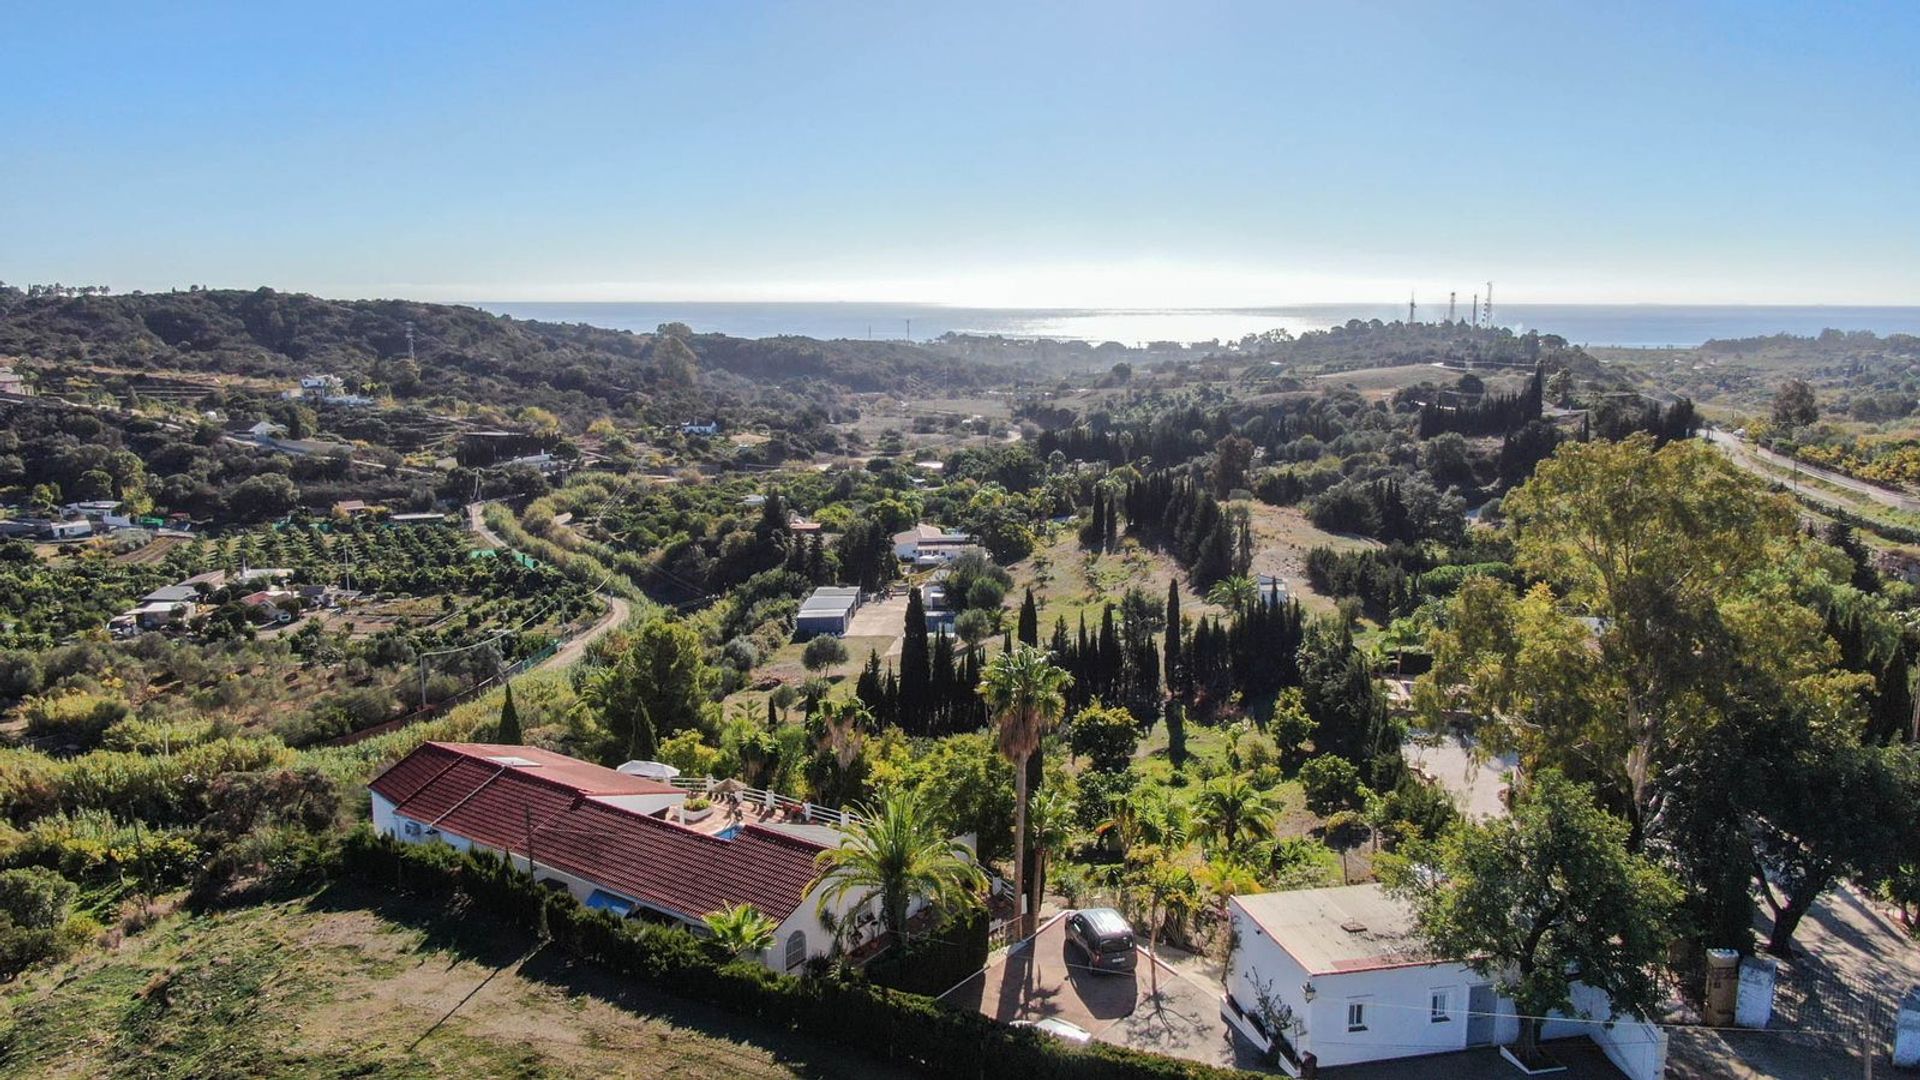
[0, 288, 1015, 421]
[0, 884, 898, 1079]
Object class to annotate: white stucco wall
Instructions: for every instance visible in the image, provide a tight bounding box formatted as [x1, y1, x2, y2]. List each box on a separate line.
[1226, 899, 1656, 1078]
[1226, 900, 1501, 1070]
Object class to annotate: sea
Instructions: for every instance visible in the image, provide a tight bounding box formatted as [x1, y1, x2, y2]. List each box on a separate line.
[471, 302, 1920, 350]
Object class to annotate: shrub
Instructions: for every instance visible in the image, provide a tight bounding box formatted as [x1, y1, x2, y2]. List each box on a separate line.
[22, 690, 130, 750]
[802, 635, 848, 671]
[336, 828, 1259, 1080]
[1299, 755, 1365, 816]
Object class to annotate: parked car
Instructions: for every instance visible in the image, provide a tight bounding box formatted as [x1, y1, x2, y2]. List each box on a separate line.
[1065, 907, 1137, 973]
[1010, 1017, 1093, 1046]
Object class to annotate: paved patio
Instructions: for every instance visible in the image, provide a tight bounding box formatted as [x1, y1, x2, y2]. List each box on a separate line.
[939, 915, 1266, 1070]
[1322, 1043, 1625, 1079]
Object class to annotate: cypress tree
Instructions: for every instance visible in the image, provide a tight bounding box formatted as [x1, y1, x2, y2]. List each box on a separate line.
[929, 629, 956, 735]
[496, 681, 522, 744]
[1018, 587, 1039, 647]
[1164, 580, 1184, 699]
[900, 589, 931, 734]
[1104, 491, 1119, 550]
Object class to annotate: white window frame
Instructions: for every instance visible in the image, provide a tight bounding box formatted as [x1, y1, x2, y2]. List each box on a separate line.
[784, 930, 807, 972]
[1430, 988, 1452, 1023]
[1346, 998, 1369, 1032]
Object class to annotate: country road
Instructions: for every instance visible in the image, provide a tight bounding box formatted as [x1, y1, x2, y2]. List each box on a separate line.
[538, 593, 631, 671]
[465, 501, 631, 672]
[1705, 429, 1920, 515]
[467, 500, 507, 547]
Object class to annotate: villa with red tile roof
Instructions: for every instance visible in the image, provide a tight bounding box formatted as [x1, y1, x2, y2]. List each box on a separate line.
[370, 742, 902, 973]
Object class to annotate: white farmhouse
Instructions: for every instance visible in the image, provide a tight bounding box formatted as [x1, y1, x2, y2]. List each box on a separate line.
[891, 523, 979, 567]
[1223, 883, 1664, 1079]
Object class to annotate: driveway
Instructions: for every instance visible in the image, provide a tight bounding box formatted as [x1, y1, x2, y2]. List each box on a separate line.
[1404, 734, 1515, 820]
[939, 915, 1265, 1070]
[844, 590, 909, 657]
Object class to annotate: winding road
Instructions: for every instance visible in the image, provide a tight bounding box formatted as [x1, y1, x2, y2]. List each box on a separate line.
[466, 501, 631, 671]
[1704, 429, 1920, 515]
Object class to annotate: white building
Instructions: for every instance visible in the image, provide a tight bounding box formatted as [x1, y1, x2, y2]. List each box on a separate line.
[369, 742, 902, 974]
[1223, 884, 1664, 1079]
[892, 523, 979, 567]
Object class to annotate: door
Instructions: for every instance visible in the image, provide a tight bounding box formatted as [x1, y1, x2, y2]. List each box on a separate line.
[1466, 983, 1496, 1047]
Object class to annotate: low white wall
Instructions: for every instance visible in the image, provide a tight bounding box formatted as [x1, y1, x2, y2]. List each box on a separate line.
[1540, 982, 1666, 1080]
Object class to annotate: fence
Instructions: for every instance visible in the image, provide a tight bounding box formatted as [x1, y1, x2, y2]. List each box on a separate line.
[667, 776, 867, 828]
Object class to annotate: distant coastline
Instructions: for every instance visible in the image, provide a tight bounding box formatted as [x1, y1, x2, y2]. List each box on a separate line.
[472, 301, 1920, 350]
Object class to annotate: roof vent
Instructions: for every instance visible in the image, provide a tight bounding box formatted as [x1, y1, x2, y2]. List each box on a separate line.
[485, 755, 541, 767]
[1340, 919, 1368, 934]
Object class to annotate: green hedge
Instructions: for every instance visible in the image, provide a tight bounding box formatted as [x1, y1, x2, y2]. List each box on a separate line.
[865, 909, 991, 998]
[337, 827, 1257, 1080]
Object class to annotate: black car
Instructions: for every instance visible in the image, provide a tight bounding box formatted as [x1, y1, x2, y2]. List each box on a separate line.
[1065, 907, 1137, 973]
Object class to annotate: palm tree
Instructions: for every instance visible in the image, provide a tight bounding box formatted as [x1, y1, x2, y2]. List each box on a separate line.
[977, 644, 1074, 937]
[1193, 773, 1279, 855]
[1125, 847, 1198, 1000]
[1026, 786, 1077, 922]
[1195, 853, 1262, 979]
[810, 788, 986, 943]
[1206, 574, 1259, 613]
[703, 902, 778, 961]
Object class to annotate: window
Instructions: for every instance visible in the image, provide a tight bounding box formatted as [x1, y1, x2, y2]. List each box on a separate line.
[784, 930, 807, 973]
[1431, 989, 1451, 1023]
[1347, 1001, 1368, 1032]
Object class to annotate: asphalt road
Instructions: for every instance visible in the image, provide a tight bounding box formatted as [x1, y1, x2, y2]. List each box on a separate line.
[1704, 429, 1920, 515]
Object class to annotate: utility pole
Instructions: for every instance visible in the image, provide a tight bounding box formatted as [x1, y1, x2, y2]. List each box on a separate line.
[1408, 292, 1417, 324]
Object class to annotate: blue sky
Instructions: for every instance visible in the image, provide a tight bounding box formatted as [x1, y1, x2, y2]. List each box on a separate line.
[3, 1, 1916, 306]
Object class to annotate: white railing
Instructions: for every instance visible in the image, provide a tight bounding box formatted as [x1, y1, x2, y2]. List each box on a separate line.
[668, 777, 866, 827]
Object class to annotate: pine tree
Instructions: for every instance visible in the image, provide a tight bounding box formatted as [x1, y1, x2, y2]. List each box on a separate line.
[496, 681, 522, 744]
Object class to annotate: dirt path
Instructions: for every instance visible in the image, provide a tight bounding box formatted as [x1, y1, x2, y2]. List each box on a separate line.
[466, 500, 507, 547]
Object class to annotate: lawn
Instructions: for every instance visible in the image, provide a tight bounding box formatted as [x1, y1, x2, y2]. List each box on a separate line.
[0, 885, 907, 1080]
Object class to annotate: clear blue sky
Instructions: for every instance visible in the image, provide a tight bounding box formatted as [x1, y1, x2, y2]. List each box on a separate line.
[3, 1, 1916, 306]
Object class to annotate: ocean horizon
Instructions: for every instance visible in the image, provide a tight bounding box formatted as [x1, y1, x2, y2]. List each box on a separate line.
[472, 301, 1920, 350]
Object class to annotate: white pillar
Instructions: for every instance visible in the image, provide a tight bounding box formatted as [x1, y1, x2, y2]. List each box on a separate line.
[1894, 987, 1920, 1068]
[1735, 955, 1778, 1029]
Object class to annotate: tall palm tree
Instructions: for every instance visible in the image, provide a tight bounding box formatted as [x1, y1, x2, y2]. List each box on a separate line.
[810, 788, 986, 942]
[977, 644, 1074, 937]
[1205, 574, 1259, 613]
[1194, 773, 1279, 855]
[703, 902, 778, 961]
